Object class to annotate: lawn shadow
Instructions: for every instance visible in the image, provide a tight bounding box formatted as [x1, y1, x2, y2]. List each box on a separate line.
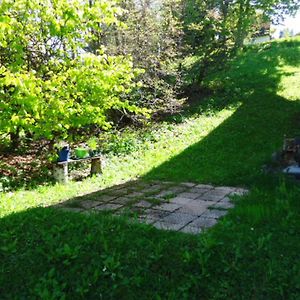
[143, 39, 300, 187]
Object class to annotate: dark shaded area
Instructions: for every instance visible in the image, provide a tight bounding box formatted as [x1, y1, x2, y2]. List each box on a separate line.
[1, 180, 300, 299]
[1, 40, 300, 300]
[0, 140, 55, 191]
[144, 40, 300, 187]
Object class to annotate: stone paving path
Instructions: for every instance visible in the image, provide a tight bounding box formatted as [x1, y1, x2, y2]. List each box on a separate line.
[58, 180, 248, 234]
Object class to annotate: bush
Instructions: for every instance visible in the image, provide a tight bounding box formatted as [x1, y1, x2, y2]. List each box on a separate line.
[0, 0, 148, 145]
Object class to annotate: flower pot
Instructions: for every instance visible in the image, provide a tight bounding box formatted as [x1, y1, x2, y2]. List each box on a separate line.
[75, 148, 89, 159]
[58, 146, 70, 162]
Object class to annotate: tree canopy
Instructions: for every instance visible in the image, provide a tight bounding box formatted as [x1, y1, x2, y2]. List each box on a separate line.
[0, 0, 298, 147]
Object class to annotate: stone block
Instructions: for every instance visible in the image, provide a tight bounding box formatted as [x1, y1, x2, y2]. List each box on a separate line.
[177, 200, 209, 216]
[162, 212, 196, 226]
[231, 188, 249, 196]
[111, 197, 134, 205]
[95, 195, 117, 202]
[152, 221, 183, 231]
[180, 225, 202, 234]
[189, 217, 218, 229]
[170, 197, 193, 205]
[200, 209, 227, 219]
[142, 209, 171, 221]
[180, 182, 197, 187]
[214, 186, 237, 194]
[177, 192, 201, 199]
[156, 190, 176, 199]
[197, 193, 224, 202]
[154, 203, 182, 212]
[94, 203, 123, 211]
[214, 202, 234, 209]
[80, 200, 103, 209]
[134, 200, 153, 208]
[60, 207, 84, 213]
[167, 186, 187, 194]
[189, 187, 211, 195]
[107, 188, 128, 197]
[127, 192, 145, 198]
[195, 184, 214, 189]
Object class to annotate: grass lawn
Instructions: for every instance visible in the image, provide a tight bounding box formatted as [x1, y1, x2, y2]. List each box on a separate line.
[1, 38, 300, 299]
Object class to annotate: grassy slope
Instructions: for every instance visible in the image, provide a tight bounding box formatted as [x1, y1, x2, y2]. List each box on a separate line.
[145, 38, 300, 185]
[1, 38, 300, 299]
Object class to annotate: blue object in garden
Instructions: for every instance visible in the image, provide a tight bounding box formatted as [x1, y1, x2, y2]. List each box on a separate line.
[58, 146, 70, 162]
[283, 165, 300, 179]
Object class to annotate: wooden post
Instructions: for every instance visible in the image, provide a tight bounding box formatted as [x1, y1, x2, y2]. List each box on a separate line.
[90, 157, 102, 176]
[53, 163, 68, 184]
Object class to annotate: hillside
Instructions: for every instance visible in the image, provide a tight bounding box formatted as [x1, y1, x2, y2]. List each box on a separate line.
[1, 38, 300, 299]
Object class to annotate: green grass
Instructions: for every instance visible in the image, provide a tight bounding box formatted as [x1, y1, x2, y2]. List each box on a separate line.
[1, 37, 300, 299]
[1, 183, 300, 299]
[145, 38, 300, 185]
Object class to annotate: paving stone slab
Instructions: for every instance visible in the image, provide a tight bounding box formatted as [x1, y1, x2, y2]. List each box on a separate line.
[60, 207, 85, 213]
[160, 181, 177, 185]
[134, 200, 153, 208]
[162, 212, 197, 226]
[152, 221, 183, 231]
[214, 186, 237, 194]
[156, 190, 177, 199]
[136, 218, 156, 225]
[189, 217, 218, 229]
[180, 182, 197, 187]
[167, 186, 188, 193]
[204, 189, 230, 197]
[80, 200, 104, 209]
[219, 196, 231, 202]
[107, 188, 129, 197]
[111, 197, 134, 205]
[96, 195, 118, 202]
[231, 188, 248, 196]
[188, 187, 212, 195]
[170, 196, 194, 205]
[195, 184, 214, 189]
[94, 203, 123, 211]
[177, 192, 202, 200]
[127, 192, 145, 198]
[154, 202, 182, 212]
[197, 193, 225, 202]
[132, 182, 151, 188]
[116, 207, 144, 217]
[177, 200, 210, 216]
[142, 209, 171, 221]
[213, 197, 234, 209]
[142, 185, 162, 193]
[78, 194, 116, 203]
[212, 201, 234, 209]
[180, 225, 203, 234]
[200, 209, 228, 219]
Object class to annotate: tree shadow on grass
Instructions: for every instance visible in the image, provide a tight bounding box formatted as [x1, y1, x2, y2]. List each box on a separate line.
[143, 39, 300, 187]
[2, 40, 300, 300]
[1, 178, 300, 299]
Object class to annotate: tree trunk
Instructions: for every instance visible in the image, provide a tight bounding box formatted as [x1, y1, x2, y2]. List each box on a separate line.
[10, 128, 20, 151]
[234, 0, 251, 51]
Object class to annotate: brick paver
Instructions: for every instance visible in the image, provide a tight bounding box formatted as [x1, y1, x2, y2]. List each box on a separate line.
[58, 180, 248, 235]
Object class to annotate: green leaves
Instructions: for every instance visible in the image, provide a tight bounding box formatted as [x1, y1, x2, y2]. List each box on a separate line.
[0, 0, 147, 144]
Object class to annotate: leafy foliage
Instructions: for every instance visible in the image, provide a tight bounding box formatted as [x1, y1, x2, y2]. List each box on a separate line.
[99, 0, 184, 112]
[0, 0, 146, 144]
[1, 182, 300, 299]
[1, 38, 300, 298]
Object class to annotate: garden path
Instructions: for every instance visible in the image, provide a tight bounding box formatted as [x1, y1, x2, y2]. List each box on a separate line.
[57, 180, 248, 234]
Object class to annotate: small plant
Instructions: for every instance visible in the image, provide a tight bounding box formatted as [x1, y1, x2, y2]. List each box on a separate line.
[87, 137, 98, 151]
[87, 137, 100, 157]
